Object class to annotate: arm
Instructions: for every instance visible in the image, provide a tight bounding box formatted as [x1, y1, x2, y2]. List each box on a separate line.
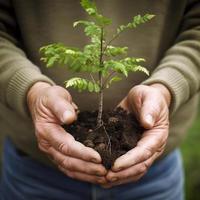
[0, 0, 107, 184]
[104, 0, 200, 187]
[0, 0, 54, 118]
[143, 0, 200, 115]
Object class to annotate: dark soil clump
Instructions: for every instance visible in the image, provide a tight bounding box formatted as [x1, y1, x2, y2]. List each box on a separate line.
[63, 107, 144, 169]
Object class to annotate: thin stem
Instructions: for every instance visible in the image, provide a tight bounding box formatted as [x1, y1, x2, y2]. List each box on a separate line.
[102, 71, 117, 89]
[102, 32, 120, 55]
[90, 73, 96, 84]
[102, 123, 111, 154]
[97, 27, 104, 127]
[102, 28, 127, 55]
[97, 86, 103, 127]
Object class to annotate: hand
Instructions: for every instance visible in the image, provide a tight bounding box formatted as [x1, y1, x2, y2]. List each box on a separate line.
[27, 82, 107, 184]
[103, 84, 171, 187]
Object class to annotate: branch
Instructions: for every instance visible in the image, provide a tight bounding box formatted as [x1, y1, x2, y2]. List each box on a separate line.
[102, 32, 120, 55]
[102, 71, 117, 89]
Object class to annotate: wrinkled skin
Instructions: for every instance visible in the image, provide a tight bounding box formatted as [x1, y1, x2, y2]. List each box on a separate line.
[27, 82, 107, 185]
[27, 82, 170, 187]
[103, 84, 170, 187]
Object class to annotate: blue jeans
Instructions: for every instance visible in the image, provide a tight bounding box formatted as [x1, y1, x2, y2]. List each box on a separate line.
[1, 138, 184, 200]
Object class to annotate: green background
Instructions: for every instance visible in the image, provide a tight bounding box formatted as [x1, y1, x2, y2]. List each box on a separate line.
[181, 107, 200, 200]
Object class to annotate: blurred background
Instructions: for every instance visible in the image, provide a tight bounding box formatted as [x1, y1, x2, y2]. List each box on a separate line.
[181, 106, 200, 200]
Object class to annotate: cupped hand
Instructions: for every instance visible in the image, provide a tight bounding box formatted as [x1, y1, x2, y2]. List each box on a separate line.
[103, 84, 171, 187]
[27, 82, 107, 184]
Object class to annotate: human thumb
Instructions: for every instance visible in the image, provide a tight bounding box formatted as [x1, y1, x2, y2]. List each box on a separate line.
[142, 114, 154, 129]
[49, 98, 77, 124]
[62, 104, 77, 124]
[140, 101, 156, 129]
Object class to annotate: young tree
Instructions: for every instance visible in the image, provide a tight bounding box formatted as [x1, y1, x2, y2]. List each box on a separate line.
[40, 0, 154, 128]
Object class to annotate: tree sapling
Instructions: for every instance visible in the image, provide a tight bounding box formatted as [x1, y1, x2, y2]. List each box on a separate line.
[40, 0, 154, 169]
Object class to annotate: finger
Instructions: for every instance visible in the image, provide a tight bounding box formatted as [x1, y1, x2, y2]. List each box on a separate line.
[112, 130, 165, 171]
[40, 123, 102, 163]
[139, 96, 161, 129]
[72, 102, 79, 113]
[48, 147, 107, 176]
[47, 95, 77, 124]
[102, 173, 144, 188]
[117, 97, 131, 113]
[127, 86, 163, 129]
[108, 151, 159, 182]
[113, 119, 168, 172]
[112, 144, 152, 171]
[58, 166, 107, 185]
[107, 162, 146, 182]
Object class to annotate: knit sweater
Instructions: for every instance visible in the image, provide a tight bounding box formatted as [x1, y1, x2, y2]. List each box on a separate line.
[0, 0, 199, 166]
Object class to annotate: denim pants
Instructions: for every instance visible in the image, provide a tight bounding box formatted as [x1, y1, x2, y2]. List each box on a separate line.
[0, 138, 184, 200]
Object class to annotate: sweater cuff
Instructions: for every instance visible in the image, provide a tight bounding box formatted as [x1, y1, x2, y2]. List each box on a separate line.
[142, 67, 190, 115]
[6, 67, 55, 118]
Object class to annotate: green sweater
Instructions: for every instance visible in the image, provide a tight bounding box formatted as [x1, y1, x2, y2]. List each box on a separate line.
[0, 0, 199, 166]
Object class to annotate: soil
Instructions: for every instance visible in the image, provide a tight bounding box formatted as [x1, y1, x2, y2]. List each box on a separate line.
[63, 107, 144, 169]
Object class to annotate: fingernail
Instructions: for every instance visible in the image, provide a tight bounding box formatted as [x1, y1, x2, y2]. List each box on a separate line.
[62, 110, 73, 123]
[145, 114, 153, 126]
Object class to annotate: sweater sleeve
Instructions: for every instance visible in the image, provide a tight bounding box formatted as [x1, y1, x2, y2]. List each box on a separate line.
[0, 0, 54, 118]
[143, 0, 200, 115]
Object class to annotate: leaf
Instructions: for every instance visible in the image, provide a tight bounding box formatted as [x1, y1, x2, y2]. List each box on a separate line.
[80, 0, 97, 16]
[109, 76, 122, 84]
[145, 14, 155, 20]
[84, 23, 101, 37]
[116, 14, 155, 34]
[94, 83, 100, 92]
[106, 46, 128, 57]
[104, 60, 128, 77]
[120, 57, 149, 76]
[95, 15, 112, 26]
[86, 8, 96, 15]
[80, 0, 111, 27]
[131, 65, 149, 76]
[73, 20, 90, 27]
[47, 56, 57, 67]
[73, 20, 96, 30]
[65, 77, 100, 93]
[88, 81, 94, 92]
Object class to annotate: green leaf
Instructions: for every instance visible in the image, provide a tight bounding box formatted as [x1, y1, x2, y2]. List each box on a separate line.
[119, 57, 149, 76]
[104, 60, 128, 77]
[84, 23, 101, 37]
[86, 8, 96, 15]
[65, 77, 100, 93]
[47, 56, 57, 67]
[80, 0, 98, 16]
[131, 65, 149, 75]
[40, 43, 100, 73]
[145, 14, 155, 20]
[106, 46, 128, 57]
[116, 14, 155, 34]
[73, 20, 89, 27]
[109, 76, 122, 84]
[94, 83, 100, 92]
[80, 0, 111, 27]
[88, 81, 94, 92]
[95, 15, 112, 26]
